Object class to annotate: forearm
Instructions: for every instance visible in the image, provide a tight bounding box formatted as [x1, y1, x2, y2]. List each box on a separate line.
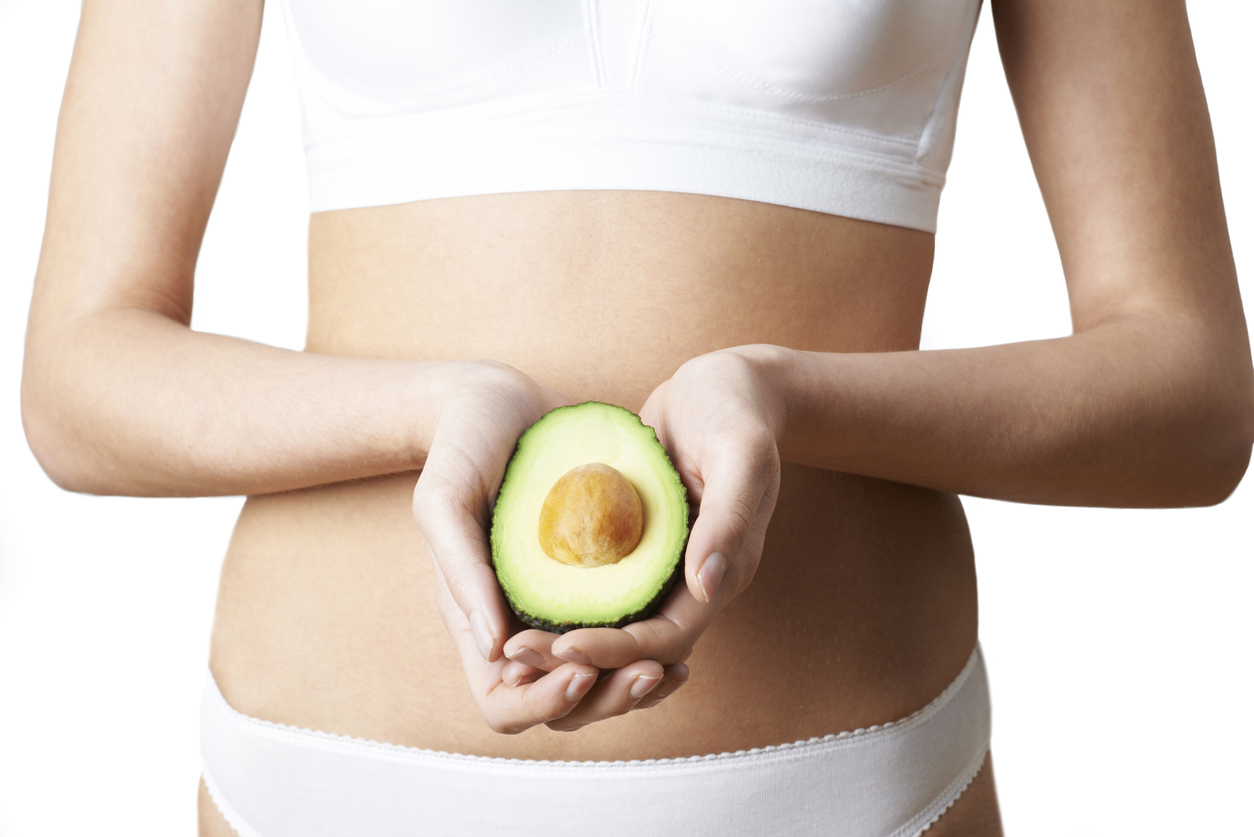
[22, 307, 446, 497]
[767, 313, 1254, 508]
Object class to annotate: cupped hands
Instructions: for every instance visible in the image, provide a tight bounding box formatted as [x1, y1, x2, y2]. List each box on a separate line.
[499, 346, 791, 730]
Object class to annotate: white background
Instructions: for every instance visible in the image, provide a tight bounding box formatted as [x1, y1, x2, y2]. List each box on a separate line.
[0, 2, 1250, 834]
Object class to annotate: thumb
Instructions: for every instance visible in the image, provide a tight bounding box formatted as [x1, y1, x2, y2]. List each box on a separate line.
[683, 442, 780, 604]
[637, 380, 671, 446]
[413, 440, 512, 663]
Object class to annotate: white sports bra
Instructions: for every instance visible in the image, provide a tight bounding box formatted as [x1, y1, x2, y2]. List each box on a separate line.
[279, 0, 981, 232]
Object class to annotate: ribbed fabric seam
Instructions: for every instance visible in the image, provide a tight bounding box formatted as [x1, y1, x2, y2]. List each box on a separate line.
[585, 0, 604, 88]
[308, 133, 941, 194]
[276, 0, 323, 152]
[301, 88, 937, 174]
[629, 0, 654, 89]
[917, 0, 982, 162]
[308, 90, 923, 155]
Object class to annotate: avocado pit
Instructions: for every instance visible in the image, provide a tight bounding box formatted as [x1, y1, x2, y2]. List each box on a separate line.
[538, 463, 644, 568]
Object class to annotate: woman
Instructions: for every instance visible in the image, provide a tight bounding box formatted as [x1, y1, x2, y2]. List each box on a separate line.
[21, 0, 1252, 834]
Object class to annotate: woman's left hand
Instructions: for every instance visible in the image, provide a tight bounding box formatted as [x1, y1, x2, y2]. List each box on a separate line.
[500, 346, 790, 725]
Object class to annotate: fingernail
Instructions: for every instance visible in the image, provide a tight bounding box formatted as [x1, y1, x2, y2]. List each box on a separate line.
[630, 674, 662, 699]
[696, 552, 726, 604]
[506, 647, 544, 667]
[558, 646, 593, 666]
[470, 611, 495, 661]
[566, 672, 597, 701]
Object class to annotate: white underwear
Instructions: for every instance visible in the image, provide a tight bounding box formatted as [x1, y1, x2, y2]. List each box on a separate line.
[201, 646, 991, 837]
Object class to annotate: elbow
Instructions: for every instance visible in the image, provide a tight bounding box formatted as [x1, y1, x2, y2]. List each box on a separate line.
[1174, 372, 1254, 507]
[1190, 441, 1251, 508]
[22, 379, 84, 494]
[20, 363, 108, 495]
[1207, 391, 1254, 506]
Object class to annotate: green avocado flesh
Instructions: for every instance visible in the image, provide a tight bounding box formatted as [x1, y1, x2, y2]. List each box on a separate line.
[491, 402, 690, 633]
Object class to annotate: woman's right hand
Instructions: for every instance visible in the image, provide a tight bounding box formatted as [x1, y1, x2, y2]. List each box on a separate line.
[412, 362, 673, 734]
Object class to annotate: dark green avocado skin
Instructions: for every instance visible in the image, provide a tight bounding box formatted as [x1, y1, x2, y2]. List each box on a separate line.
[509, 559, 683, 634]
[491, 402, 691, 634]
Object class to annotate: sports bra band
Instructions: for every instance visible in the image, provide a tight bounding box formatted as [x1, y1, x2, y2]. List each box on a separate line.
[280, 0, 982, 233]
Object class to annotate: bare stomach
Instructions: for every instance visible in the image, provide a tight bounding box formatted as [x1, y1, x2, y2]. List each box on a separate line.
[207, 191, 980, 762]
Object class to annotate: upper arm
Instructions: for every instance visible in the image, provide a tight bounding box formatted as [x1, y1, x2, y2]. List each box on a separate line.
[30, 0, 263, 330]
[992, 0, 1243, 337]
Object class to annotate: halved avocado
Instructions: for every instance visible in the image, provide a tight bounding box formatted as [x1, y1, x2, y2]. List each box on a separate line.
[491, 402, 689, 633]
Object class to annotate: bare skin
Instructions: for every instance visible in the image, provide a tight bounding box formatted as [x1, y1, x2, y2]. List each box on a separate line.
[210, 194, 980, 757]
[20, 1, 1251, 835]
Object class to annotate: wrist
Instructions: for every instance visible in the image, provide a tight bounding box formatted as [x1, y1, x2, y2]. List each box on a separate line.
[411, 359, 561, 468]
[406, 359, 503, 469]
[769, 349, 863, 471]
[722, 343, 802, 449]
[391, 361, 447, 472]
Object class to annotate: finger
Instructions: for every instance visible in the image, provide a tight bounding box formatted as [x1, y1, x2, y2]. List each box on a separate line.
[637, 380, 671, 444]
[551, 588, 707, 669]
[501, 660, 545, 687]
[432, 559, 502, 672]
[545, 660, 665, 732]
[502, 629, 564, 672]
[632, 662, 690, 712]
[440, 589, 534, 689]
[684, 438, 780, 604]
[414, 469, 512, 662]
[441, 580, 603, 731]
[479, 663, 600, 735]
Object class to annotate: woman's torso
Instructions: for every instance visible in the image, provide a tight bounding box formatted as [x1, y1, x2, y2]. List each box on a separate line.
[207, 190, 980, 762]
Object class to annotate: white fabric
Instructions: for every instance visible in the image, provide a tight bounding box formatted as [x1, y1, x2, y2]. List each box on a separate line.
[201, 646, 991, 837]
[278, 0, 982, 232]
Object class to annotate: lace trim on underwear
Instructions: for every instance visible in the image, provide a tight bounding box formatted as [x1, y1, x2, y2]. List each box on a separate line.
[202, 747, 990, 837]
[202, 767, 263, 837]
